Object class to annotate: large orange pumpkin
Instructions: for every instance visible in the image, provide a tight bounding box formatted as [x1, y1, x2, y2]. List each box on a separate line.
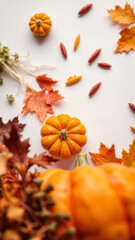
[41, 114, 87, 160]
[40, 153, 135, 240]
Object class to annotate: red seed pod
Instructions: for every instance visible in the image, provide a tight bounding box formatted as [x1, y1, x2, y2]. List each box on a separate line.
[89, 82, 101, 97]
[60, 42, 67, 59]
[78, 3, 93, 16]
[98, 62, 112, 69]
[88, 49, 101, 63]
[129, 103, 135, 113]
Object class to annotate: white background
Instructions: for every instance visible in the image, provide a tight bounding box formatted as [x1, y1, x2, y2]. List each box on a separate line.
[0, 0, 135, 169]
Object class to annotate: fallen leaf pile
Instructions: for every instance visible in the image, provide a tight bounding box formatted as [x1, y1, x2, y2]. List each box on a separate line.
[108, 3, 135, 53]
[89, 139, 135, 167]
[0, 117, 74, 240]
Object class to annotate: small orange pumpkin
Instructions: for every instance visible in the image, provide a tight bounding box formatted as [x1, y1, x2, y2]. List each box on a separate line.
[40, 114, 87, 160]
[29, 13, 52, 37]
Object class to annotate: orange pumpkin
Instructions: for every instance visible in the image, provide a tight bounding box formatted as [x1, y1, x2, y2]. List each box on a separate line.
[40, 153, 135, 240]
[29, 13, 52, 37]
[40, 114, 87, 160]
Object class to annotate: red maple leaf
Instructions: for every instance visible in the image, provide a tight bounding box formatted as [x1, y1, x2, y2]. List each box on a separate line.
[36, 74, 58, 91]
[22, 88, 64, 122]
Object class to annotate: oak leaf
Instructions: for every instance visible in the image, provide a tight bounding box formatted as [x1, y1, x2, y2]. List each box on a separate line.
[89, 143, 122, 165]
[28, 152, 58, 169]
[36, 74, 58, 91]
[3, 125, 30, 165]
[22, 88, 63, 122]
[122, 138, 135, 167]
[0, 116, 25, 143]
[115, 26, 135, 53]
[108, 3, 135, 25]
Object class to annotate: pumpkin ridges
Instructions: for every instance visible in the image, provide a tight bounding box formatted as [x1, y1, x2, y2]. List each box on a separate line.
[57, 114, 71, 129]
[68, 124, 86, 135]
[66, 117, 81, 131]
[33, 27, 39, 36]
[49, 138, 62, 157]
[70, 166, 130, 240]
[41, 170, 75, 237]
[46, 116, 62, 130]
[41, 134, 59, 149]
[41, 124, 59, 136]
[68, 134, 87, 147]
[101, 164, 135, 239]
[60, 140, 72, 160]
[66, 137, 82, 155]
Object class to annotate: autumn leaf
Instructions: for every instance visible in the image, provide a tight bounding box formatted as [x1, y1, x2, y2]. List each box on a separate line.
[0, 152, 13, 176]
[28, 152, 58, 169]
[115, 25, 135, 53]
[122, 138, 135, 167]
[22, 88, 63, 122]
[2, 229, 21, 240]
[89, 143, 122, 165]
[0, 116, 25, 143]
[6, 205, 25, 222]
[108, 3, 135, 25]
[36, 74, 58, 91]
[3, 125, 30, 165]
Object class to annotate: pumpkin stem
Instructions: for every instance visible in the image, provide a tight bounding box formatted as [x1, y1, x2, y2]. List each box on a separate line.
[59, 129, 68, 140]
[36, 19, 42, 27]
[75, 152, 90, 167]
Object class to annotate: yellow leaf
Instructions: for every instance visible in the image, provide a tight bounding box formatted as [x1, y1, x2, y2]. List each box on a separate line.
[74, 34, 80, 51]
[115, 26, 135, 53]
[89, 143, 122, 166]
[65, 75, 82, 86]
[108, 3, 135, 25]
[122, 138, 135, 167]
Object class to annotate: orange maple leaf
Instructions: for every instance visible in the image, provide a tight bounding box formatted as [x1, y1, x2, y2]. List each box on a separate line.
[115, 26, 135, 53]
[89, 143, 122, 166]
[108, 3, 135, 25]
[36, 74, 58, 91]
[22, 88, 64, 122]
[122, 138, 135, 167]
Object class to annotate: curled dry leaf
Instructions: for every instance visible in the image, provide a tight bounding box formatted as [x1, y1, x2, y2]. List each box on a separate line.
[78, 3, 93, 16]
[65, 75, 82, 86]
[98, 62, 112, 69]
[74, 34, 80, 51]
[88, 49, 101, 63]
[36, 74, 58, 91]
[130, 126, 135, 133]
[60, 42, 67, 59]
[89, 143, 122, 165]
[22, 88, 63, 122]
[89, 82, 101, 97]
[115, 26, 135, 53]
[129, 103, 135, 113]
[107, 3, 135, 25]
[122, 138, 135, 167]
